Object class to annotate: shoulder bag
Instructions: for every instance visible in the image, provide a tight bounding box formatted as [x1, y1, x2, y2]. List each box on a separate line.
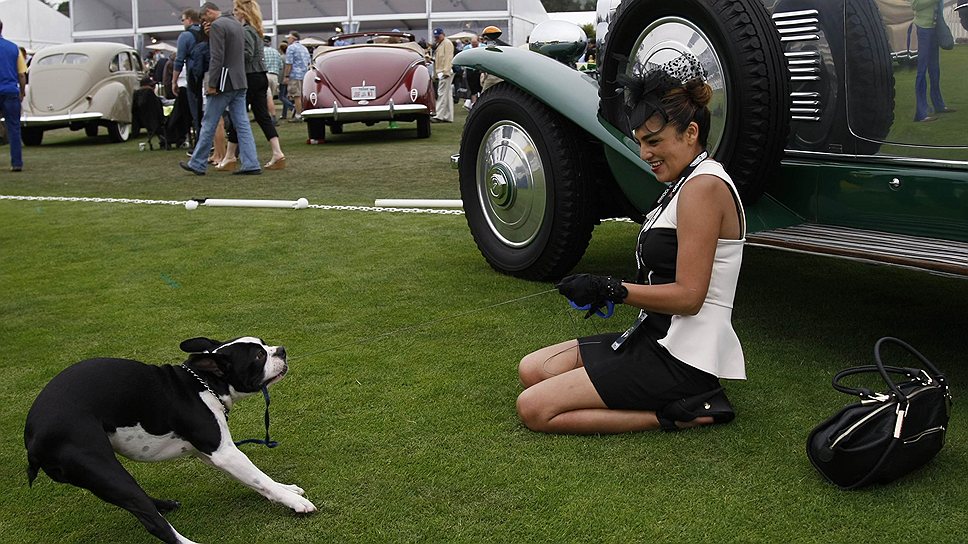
[937, 0, 955, 50]
[806, 337, 951, 489]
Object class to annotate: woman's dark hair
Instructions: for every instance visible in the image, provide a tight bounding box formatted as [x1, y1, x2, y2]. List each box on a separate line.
[619, 54, 713, 147]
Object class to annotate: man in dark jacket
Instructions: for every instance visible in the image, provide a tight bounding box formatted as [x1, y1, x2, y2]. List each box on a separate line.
[179, 2, 260, 175]
[172, 9, 204, 133]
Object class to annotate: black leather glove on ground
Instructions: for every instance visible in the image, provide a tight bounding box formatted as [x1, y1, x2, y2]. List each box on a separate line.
[555, 274, 628, 306]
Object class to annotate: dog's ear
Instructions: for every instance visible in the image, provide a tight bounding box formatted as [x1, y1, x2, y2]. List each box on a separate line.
[180, 337, 222, 354]
[188, 353, 227, 377]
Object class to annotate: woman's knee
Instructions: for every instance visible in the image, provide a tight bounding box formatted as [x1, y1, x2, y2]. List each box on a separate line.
[516, 388, 549, 432]
[518, 353, 542, 388]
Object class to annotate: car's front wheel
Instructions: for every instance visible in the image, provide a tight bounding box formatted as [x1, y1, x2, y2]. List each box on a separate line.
[459, 83, 595, 280]
[107, 121, 131, 143]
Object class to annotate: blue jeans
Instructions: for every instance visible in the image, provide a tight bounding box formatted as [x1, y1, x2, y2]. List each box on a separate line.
[914, 25, 946, 121]
[187, 88, 259, 172]
[1, 93, 22, 168]
[279, 91, 293, 119]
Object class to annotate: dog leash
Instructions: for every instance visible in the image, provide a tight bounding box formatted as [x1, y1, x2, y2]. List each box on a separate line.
[289, 287, 559, 360]
[180, 364, 278, 449]
[233, 387, 278, 449]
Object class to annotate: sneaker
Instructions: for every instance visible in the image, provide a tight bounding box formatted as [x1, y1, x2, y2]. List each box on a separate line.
[11, 166, 22, 172]
[915, 116, 938, 122]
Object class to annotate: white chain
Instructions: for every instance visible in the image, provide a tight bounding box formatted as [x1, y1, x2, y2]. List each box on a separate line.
[0, 195, 465, 215]
[1, 194, 635, 221]
[0, 195, 185, 206]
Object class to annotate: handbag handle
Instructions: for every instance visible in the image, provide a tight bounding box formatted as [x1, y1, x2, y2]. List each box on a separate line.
[874, 337, 946, 401]
[831, 337, 945, 400]
[832, 365, 921, 398]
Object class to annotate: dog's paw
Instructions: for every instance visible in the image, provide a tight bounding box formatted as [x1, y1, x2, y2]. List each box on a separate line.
[152, 498, 182, 514]
[278, 483, 306, 496]
[284, 493, 316, 514]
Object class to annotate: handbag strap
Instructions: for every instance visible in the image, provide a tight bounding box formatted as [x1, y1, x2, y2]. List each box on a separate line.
[831, 337, 945, 400]
[874, 336, 946, 401]
[832, 365, 921, 398]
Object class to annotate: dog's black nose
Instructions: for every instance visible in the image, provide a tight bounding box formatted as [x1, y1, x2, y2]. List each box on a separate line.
[276, 346, 286, 359]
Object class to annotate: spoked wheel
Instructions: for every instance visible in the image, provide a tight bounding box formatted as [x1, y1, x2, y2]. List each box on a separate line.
[458, 83, 595, 280]
[598, 0, 791, 203]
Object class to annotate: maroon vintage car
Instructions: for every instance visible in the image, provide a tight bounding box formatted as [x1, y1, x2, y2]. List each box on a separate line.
[301, 32, 435, 141]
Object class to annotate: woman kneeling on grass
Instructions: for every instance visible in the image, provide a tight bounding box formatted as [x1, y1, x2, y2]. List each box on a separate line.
[517, 53, 746, 434]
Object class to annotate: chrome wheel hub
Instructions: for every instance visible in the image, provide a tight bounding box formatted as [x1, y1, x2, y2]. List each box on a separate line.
[476, 121, 546, 248]
[629, 17, 726, 154]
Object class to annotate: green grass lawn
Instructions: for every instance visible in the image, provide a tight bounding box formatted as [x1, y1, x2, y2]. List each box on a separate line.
[1, 108, 967, 543]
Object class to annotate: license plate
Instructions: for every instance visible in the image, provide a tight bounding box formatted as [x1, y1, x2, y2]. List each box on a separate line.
[352, 86, 376, 100]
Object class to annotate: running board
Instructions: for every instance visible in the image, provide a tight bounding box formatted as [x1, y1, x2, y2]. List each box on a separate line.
[746, 224, 968, 278]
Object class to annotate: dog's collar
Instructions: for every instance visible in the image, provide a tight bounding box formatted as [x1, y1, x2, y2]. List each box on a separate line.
[180, 364, 229, 418]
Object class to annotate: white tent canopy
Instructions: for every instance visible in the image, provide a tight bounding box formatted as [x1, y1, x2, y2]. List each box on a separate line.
[70, 0, 548, 48]
[0, 0, 71, 51]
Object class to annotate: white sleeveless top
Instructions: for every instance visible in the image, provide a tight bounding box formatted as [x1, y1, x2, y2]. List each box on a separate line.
[649, 160, 747, 380]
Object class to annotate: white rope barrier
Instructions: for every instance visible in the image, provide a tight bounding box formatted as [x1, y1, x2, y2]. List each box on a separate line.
[0, 195, 465, 216]
[0, 195, 634, 222]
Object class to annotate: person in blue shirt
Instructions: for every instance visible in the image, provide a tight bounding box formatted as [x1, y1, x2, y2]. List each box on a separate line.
[0, 19, 26, 172]
[282, 31, 310, 121]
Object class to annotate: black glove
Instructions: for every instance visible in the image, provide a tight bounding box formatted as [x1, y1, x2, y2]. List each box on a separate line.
[555, 274, 628, 307]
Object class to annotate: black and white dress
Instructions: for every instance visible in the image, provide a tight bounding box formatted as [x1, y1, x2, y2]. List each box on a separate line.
[579, 158, 747, 410]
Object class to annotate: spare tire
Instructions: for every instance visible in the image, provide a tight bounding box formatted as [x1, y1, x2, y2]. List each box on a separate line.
[775, 0, 894, 155]
[599, 0, 791, 203]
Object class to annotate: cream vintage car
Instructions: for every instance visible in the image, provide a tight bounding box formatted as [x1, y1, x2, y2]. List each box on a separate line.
[21, 42, 145, 145]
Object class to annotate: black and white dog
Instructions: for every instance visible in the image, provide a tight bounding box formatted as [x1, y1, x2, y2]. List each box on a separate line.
[24, 336, 316, 544]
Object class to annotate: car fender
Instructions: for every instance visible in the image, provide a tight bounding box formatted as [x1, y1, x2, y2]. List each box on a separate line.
[454, 46, 659, 208]
[89, 80, 133, 124]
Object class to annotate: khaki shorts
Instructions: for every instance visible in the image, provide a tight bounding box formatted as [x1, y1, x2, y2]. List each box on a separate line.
[266, 73, 279, 98]
[287, 78, 302, 99]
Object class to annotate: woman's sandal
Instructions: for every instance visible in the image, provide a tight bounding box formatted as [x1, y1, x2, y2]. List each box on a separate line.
[214, 157, 237, 171]
[264, 156, 287, 170]
[656, 387, 735, 432]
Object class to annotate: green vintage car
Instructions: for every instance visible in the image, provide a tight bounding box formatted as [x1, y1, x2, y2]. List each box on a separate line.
[453, 0, 967, 279]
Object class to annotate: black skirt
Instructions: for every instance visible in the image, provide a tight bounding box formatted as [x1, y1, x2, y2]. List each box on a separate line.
[579, 331, 720, 411]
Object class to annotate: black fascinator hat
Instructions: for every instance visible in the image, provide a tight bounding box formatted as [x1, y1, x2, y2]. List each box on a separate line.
[618, 52, 707, 137]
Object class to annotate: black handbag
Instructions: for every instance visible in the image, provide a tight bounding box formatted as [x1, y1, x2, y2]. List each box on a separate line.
[937, 0, 955, 50]
[806, 337, 951, 489]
